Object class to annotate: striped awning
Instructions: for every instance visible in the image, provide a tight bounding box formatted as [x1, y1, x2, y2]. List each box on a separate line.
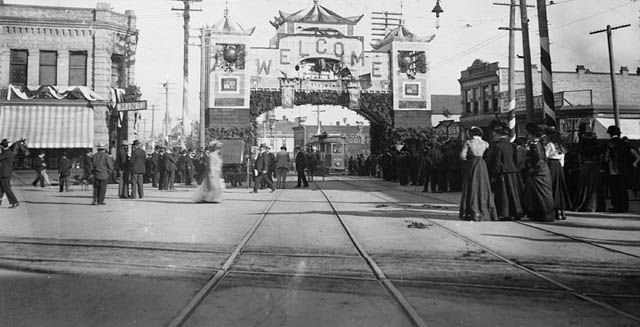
[0, 104, 94, 148]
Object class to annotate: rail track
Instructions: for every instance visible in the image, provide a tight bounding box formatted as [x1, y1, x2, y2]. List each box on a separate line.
[165, 183, 430, 327]
[327, 176, 640, 323]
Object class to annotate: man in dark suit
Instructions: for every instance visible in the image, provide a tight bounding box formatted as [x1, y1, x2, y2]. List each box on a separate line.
[157, 147, 166, 190]
[92, 143, 114, 205]
[151, 145, 160, 187]
[32, 152, 47, 187]
[130, 140, 146, 199]
[488, 122, 524, 220]
[295, 146, 309, 188]
[605, 125, 632, 212]
[0, 139, 19, 208]
[252, 144, 276, 193]
[58, 152, 72, 192]
[116, 141, 130, 198]
[163, 148, 177, 190]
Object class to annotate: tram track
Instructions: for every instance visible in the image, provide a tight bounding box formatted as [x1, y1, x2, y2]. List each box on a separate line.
[166, 184, 434, 327]
[336, 176, 640, 260]
[326, 177, 640, 324]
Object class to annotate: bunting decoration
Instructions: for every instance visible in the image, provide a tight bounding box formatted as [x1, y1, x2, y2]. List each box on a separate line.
[7, 84, 104, 101]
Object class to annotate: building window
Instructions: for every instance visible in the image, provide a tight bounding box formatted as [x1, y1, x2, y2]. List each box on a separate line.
[10, 49, 29, 86]
[111, 54, 125, 88]
[492, 85, 499, 112]
[483, 86, 490, 113]
[39, 51, 58, 86]
[69, 51, 87, 86]
[473, 88, 480, 114]
[465, 89, 473, 114]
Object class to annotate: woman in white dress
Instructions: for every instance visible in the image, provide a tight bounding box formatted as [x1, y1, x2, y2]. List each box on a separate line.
[193, 141, 224, 203]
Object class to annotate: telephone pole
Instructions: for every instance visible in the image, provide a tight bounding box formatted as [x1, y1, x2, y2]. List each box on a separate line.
[536, 0, 556, 127]
[590, 24, 631, 128]
[163, 82, 170, 145]
[172, 0, 202, 146]
[519, 0, 535, 122]
[496, 0, 519, 134]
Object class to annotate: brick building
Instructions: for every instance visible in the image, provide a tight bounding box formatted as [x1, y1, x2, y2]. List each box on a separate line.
[459, 59, 640, 139]
[0, 1, 138, 166]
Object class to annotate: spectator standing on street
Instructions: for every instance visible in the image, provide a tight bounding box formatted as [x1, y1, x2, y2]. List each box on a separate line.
[295, 146, 309, 188]
[91, 143, 114, 205]
[275, 146, 291, 189]
[130, 140, 146, 199]
[81, 150, 93, 190]
[604, 125, 632, 213]
[487, 121, 523, 221]
[543, 127, 572, 220]
[523, 123, 554, 222]
[459, 127, 497, 221]
[151, 145, 160, 188]
[58, 152, 72, 192]
[163, 148, 177, 191]
[0, 139, 19, 208]
[31, 152, 47, 187]
[116, 141, 130, 198]
[572, 132, 605, 212]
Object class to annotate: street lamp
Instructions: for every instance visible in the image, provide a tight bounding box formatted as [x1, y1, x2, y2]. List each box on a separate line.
[431, 0, 444, 29]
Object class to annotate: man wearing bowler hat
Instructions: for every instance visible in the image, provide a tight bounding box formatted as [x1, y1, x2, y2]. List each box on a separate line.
[130, 140, 146, 199]
[252, 143, 276, 193]
[91, 143, 114, 205]
[0, 139, 19, 208]
[604, 125, 632, 212]
[116, 140, 131, 198]
[294, 146, 309, 188]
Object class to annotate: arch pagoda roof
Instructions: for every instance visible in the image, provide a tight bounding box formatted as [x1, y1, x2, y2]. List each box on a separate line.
[210, 8, 255, 35]
[269, 0, 363, 29]
[371, 25, 435, 50]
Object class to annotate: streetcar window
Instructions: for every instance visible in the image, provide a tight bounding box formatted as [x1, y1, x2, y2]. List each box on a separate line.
[332, 144, 343, 154]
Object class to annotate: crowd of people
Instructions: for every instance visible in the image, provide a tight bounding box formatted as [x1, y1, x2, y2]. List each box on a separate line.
[3, 122, 640, 216]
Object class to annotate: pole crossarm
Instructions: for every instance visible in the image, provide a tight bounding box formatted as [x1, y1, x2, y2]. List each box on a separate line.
[589, 24, 631, 35]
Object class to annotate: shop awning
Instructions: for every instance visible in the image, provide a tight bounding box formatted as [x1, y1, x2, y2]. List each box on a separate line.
[594, 118, 640, 140]
[0, 104, 94, 148]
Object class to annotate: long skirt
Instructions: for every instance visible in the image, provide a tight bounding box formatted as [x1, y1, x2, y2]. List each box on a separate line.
[548, 159, 572, 210]
[523, 165, 554, 222]
[572, 162, 602, 212]
[459, 157, 497, 221]
[493, 172, 524, 219]
[192, 173, 223, 203]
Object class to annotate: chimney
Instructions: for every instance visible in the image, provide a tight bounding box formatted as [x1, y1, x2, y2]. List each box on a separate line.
[620, 66, 629, 75]
[576, 65, 586, 74]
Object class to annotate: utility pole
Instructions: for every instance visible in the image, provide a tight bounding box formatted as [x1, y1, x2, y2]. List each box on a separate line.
[172, 0, 202, 147]
[199, 26, 208, 150]
[314, 105, 326, 135]
[519, 0, 535, 122]
[496, 0, 519, 134]
[536, 0, 556, 127]
[163, 82, 170, 145]
[590, 24, 630, 128]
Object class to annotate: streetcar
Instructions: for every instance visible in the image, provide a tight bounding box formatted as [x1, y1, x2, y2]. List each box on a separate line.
[306, 133, 348, 175]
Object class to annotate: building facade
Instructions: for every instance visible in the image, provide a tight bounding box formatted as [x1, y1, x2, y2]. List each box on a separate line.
[459, 59, 640, 139]
[0, 2, 139, 165]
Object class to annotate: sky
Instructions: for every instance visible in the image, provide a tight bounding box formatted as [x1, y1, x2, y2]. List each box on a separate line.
[8, 0, 640, 134]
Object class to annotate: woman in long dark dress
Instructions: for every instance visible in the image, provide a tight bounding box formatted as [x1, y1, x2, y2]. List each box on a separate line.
[523, 123, 555, 222]
[572, 132, 605, 212]
[459, 127, 497, 221]
[543, 128, 572, 220]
